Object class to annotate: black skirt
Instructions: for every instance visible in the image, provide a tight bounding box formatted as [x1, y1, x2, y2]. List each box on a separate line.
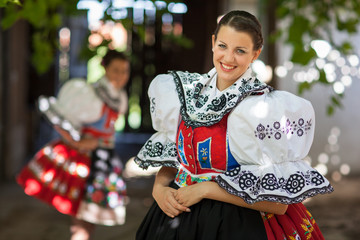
[136, 182, 267, 240]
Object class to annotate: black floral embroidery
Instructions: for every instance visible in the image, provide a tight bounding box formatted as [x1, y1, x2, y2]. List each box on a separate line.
[239, 172, 258, 190]
[207, 94, 227, 111]
[144, 140, 164, 157]
[169, 70, 272, 128]
[311, 171, 325, 186]
[216, 168, 334, 204]
[225, 166, 241, 177]
[216, 175, 334, 205]
[254, 118, 312, 140]
[261, 173, 279, 190]
[285, 174, 305, 194]
[195, 95, 208, 108]
[136, 139, 179, 169]
[193, 83, 203, 99]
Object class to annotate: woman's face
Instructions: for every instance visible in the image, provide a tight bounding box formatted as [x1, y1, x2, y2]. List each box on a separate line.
[105, 58, 130, 90]
[212, 25, 261, 91]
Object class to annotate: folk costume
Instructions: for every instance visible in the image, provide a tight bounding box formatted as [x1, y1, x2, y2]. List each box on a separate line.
[16, 77, 127, 226]
[135, 68, 333, 240]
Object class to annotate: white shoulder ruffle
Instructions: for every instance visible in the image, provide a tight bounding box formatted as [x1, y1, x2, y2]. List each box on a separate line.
[135, 74, 181, 169]
[216, 90, 333, 204]
[38, 78, 103, 141]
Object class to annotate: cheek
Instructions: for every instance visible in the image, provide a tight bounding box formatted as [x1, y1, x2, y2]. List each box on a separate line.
[235, 56, 251, 66]
[213, 51, 223, 63]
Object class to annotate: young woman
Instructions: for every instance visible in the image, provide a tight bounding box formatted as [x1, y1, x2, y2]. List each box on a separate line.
[134, 10, 333, 240]
[17, 50, 130, 240]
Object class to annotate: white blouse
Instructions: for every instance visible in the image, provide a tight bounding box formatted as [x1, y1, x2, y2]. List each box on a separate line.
[135, 69, 333, 204]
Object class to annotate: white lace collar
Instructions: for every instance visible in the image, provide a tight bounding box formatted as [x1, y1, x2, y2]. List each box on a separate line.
[169, 67, 272, 128]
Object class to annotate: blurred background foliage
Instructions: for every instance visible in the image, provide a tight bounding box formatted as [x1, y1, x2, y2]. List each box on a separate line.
[274, 0, 360, 115]
[1, 0, 360, 115]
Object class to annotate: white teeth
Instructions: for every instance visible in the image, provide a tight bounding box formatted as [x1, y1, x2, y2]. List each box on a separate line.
[221, 63, 235, 70]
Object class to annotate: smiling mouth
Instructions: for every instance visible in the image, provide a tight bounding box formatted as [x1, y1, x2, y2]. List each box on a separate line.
[220, 63, 236, 71]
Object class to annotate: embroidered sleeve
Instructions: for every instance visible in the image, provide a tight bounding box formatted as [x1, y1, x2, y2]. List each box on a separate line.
[215, 90, 333, 204]
[134, 74, 181, 169]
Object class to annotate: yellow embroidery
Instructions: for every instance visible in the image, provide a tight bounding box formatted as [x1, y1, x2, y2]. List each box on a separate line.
[306, 209, 316, 225]
[288, 230, 300, 240]
[263, 213, 274, 220]
[301, 218, 314, 239]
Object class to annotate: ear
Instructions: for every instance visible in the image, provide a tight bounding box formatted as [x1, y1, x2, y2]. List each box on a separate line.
[252, 49, 262, 62]
[212, 35, 215, 51]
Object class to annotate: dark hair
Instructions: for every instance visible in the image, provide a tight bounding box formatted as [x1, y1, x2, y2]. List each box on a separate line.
[102, 49, 129, 67]
[214, 10, 263, 50]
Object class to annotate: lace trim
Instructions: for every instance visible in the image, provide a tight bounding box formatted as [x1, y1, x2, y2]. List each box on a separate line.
[92, 82, 120, 112]
[215, 175, 334, 204]
[170, 70, 273, 128]
[134, 156, 179, 170]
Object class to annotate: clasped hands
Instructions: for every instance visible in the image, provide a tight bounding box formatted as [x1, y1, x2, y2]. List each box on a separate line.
[153, 183, 207, 218]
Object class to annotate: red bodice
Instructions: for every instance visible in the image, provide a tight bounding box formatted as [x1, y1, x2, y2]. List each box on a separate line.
[82, 104, 119, 147]
[176, 113, 238, 175]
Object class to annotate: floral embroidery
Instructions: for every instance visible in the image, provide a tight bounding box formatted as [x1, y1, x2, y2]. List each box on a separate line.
[254, 118, 312, 140]
[175, 168, 216, 187]
[135, 140, 179, 169]
[217, 169, 334, 204]
[170, 69, 272, 128]
[261, 173, 279, 190]
[301, 217, 314, 239]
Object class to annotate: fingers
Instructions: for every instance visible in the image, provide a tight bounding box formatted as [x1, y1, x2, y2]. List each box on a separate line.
[161, 189, 190, 218]
[170, 195, 190, 213]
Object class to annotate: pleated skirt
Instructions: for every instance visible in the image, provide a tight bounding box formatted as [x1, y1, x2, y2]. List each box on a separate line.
[136, 182, 267, 240]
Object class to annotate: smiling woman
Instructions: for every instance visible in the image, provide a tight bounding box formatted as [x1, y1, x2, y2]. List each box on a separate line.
[133, 10, 333, 240]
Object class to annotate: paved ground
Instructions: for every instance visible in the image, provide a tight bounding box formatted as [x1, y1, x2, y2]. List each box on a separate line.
[0, 171, 359, 240]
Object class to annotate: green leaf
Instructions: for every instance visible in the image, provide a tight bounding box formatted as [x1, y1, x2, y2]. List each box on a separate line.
[0, 0, 21, 7]
[290, 45, 317, 65]
[287, 15, 310, 43]
[331, 95, 343, 107]
[339, 41, 353, 55]
[1, 5, 20, 29]
[298, 81, 312, 95]
[318, 69, 329, 84]
[327, 105, 334, 116]
[31, 33, 54, 74]
[276, 5, 290, 18]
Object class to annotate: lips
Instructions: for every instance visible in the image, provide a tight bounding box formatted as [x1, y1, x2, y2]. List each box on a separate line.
[220, 62, 236, 71]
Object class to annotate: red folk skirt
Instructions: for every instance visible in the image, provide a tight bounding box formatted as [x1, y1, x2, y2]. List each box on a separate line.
[263, 203, 324, 240]
[16, 140, 91, 216]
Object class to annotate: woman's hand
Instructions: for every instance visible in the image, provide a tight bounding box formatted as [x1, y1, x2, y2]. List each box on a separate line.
[174, 182, 207, 207]
[153, 185, 190, 218]
[152, 167, 190, 218]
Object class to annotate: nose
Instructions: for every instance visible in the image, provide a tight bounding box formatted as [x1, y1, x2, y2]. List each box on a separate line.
[223, 50, 234, 63]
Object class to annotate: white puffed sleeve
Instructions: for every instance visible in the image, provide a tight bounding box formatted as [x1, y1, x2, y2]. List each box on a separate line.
[135, 74, 181, 169]
[38, 78, 103, 141]
[216, 90, 333, 204]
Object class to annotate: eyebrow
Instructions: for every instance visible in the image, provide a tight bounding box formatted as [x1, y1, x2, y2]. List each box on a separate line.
[218, 40, 248, 50]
